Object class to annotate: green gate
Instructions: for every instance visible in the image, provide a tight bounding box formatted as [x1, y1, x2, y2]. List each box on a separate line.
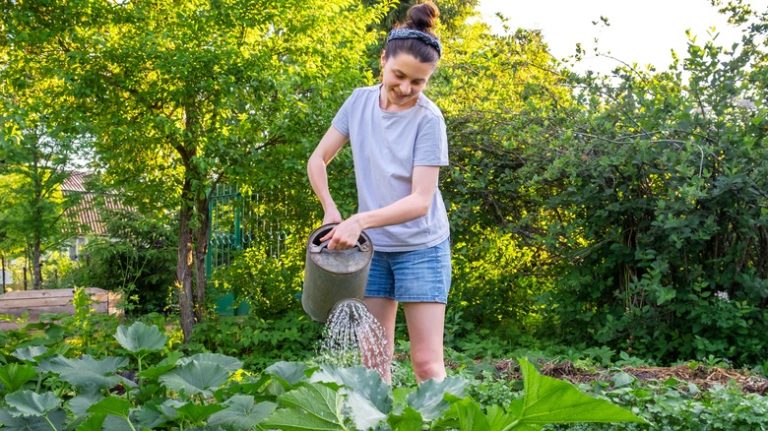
[206, 184, 292, 314]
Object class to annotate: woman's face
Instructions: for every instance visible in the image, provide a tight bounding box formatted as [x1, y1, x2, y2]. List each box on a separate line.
[379, 52, 435, 110]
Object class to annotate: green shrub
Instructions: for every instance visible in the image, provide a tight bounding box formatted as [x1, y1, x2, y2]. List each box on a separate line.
[66, 209, 177, 315]
[208, 236, 307, 318]
[533, 24, 768, 364]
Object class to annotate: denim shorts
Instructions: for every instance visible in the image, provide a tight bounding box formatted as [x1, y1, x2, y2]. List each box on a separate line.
[365, 238, 451, 303]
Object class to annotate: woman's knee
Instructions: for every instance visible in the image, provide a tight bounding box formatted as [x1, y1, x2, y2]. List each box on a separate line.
[411, 353, 446, 382]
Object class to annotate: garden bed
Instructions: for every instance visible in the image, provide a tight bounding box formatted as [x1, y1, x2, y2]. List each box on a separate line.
[488, 359, 768, 394]
[0, 287, 121, 330]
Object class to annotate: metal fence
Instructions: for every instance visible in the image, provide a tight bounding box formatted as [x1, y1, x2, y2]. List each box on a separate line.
[205, 184, 291, 278]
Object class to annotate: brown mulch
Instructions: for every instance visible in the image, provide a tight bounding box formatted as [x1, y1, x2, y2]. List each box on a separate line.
[486, 359, 768, 395]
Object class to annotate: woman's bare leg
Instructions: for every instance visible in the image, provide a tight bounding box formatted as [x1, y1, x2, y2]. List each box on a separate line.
[363, 297, 398, 384]
[403, 302, 446, 383]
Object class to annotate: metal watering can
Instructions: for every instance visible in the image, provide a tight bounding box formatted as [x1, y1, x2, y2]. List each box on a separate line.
[302, 224, 373, 322]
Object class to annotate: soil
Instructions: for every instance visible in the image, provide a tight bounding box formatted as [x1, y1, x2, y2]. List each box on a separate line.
[487, 359, 768, 395]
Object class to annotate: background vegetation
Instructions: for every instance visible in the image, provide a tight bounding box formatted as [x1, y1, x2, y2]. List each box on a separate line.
[1, 0, 767, 373]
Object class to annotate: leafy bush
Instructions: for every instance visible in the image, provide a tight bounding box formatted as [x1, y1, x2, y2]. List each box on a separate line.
[208, 235, 307, 319]
[187, 311, 324, 370]
[66, 209, 177, 315]
[537, 29, 768, 364]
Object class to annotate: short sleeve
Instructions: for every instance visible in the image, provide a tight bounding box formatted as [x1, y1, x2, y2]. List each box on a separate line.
[413, 114, 449, 166]
[331, 91, 355, 137]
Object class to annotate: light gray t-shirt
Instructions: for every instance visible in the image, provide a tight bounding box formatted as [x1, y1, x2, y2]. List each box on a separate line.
[332, 84, 450, 252]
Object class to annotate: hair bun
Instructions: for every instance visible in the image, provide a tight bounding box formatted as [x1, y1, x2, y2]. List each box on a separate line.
[404, 1, 440, 35]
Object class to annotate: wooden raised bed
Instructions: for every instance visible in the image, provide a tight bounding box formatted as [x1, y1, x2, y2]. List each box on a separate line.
[0, 288, 122, 329]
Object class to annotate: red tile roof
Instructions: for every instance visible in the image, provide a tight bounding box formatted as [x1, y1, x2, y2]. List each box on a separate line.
[62, 172, 125, 236]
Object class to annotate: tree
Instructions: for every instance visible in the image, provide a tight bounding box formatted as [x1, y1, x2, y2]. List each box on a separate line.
[0, 18, 83, 289]
[0, 152, 80, 290]
[2, 0, 391, 339]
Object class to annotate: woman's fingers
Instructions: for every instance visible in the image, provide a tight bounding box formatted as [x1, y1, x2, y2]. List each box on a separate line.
[320, 226, 337, 242]
[326, 220, 361, 250]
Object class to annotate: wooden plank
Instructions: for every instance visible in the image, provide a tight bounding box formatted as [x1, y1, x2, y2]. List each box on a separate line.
[107, 292, 123, 316]
[6, 305, 75, 315]
[0, 287, 110, 300]
[0, 300, 109, 310]
[0, 290, 76, 300]
[0, 297, 74, 308]
[0, 288, 122, 323]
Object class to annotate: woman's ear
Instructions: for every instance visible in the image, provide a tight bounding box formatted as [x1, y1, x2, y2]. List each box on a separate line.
[380, 51, 386, 70]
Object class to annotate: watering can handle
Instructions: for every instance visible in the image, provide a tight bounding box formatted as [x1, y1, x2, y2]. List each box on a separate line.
[310, 239, 370, 253]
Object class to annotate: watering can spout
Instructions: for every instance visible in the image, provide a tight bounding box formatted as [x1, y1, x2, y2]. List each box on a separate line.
[302, 224, 373, 323]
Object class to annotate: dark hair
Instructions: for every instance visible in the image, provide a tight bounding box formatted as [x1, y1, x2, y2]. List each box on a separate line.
[384, 1, 441, 64]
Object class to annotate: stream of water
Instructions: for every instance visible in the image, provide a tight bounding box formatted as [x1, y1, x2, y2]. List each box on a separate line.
[317, 298, 390, 380]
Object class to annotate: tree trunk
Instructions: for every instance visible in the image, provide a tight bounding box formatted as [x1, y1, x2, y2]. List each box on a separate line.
[176, 181, 196, 342]
[32, 239, 43, 289]
[2, 254, 6, 293]
[32, 161, 43, 289]
[192, 194, 211, 322]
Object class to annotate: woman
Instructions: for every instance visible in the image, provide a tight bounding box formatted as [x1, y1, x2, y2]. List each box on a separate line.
[307, 1, 449, 384]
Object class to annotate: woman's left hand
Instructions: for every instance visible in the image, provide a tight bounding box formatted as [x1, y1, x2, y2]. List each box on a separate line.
[321, 215, 364, 250]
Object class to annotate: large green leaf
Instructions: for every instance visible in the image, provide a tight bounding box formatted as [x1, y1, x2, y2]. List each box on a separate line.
[485, 405, 526, 431]
[312, 365, 392, 412]
[225, 373, 272, 397]
[159, 360, 230, 396]
[0, 407, 66, 431]
[102, 414, 137, 431]
[386, 406, 424, 431]
[0, 363, 37, 393]
[207, 395, 276, 429]
[38, 355, 127, 390]
[138, 351, 184, 381]
[87, 396, 131, 417]
[405, 377, 466, 421]
[133, 404, 167, 429]
[86, 397, 136, 431]
[514, 357, 647, 425]
[39, 355, 128, 374]
[12, 346, 48, 362]
[311, 365, 392, 430]
[114, 322, 168, 354]
[157, 399, 186, 421]
[178, 353, 242, 373]
[262, 382, 347, 431]
[68, 393, 104, 418]
[431, 396, 491, 430]
[264, 361, 309, 386]
[5, 390, 61, 416]
[176, 402, 225, 423]
[75, 413, 106, 431]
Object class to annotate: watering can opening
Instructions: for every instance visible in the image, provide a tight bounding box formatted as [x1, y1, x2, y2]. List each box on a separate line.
[309, 225, 371, 256]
